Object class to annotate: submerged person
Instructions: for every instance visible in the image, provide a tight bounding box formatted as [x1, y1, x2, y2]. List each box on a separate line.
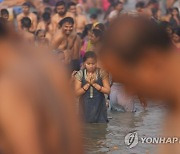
[110, 82, 135, 112]
[75, 51, 110, 123]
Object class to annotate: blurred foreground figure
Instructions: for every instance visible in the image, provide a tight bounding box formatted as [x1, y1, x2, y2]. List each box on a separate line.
[100, 15, 180, 154]
[0, 21, 83, 154]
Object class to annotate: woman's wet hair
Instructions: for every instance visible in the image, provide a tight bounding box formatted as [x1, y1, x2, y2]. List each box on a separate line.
[21, 17, 32, 28]
[101, 15, 172, 65]
[92, 29, 103, 39]
[81, 24, 93, 39]
[95, 23, 105, 32]
[83, 51, 97, 63]
[59, 17, 74, 27]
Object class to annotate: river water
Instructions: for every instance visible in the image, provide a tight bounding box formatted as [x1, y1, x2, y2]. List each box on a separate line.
[84, 102, 167, 154]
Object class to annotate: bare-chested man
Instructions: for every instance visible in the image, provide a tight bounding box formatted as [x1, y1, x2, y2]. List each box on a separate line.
[20, 17, 34, 42]
[37, 12, 53, 42]
[51, 1, 74, 34]
[52, 17, 81, 71]
[68, 2, 88, 33]
[17, 2, 37, 32]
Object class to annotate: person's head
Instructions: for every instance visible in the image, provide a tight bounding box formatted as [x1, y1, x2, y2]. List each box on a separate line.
[76, 4, 84, 15]
[172, 7, 179, 17]
[90, 29, 103, 44]
[59, 17, 74, 35]
[94, 23, 105, 32]
[55, 1, 66, 16]
[83, 51, 97, 72]
[81, 24, 93, 39]
[159, 21, 173, 36]
[44, 7, 52, 15]
[42, 12, 51, 24]
[114, 1, 123, 12]
[147, 0, 158, 9]
[68, 2, 77, 15]
[151, 8, 161, 20]
[135, 1, 145, 13]
[22, 2, 31, 15]
[172, 27, 180, 43]
[90, 14, 98, 24]
[35, 29, 46, 41]
[21, 17, 32, 29]
[1, 9, 9, 21]
[100, 15, 173, 99]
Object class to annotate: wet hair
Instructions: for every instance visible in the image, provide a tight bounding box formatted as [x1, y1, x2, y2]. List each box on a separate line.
[92, 29, 103, 39]
[67, 2, 76, 9]
[90, 13, 98, 20]
[101, 15, 172, 65]
[135, 1, 145, 9]
[173, 27, 180, 36]
[172, 7, 180, 15]
[95, 23, 105, 32]
[35, 29, 45, 36]
[21, 17, 32, 28]
[83, 51, 97, 62]
[147, 0, 157, 6]
[55, 1, 65, 7]
[22, 2, 31, 8]
[81, 24, 93, 39]
[59, 17, 74, 27]
[42, 12, 51, 22]
[44, 7, 52, 14]
[1, 9, 9, 16]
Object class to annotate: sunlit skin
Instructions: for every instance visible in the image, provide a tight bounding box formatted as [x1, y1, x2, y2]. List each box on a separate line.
[69, 5, 76, 15]
[62, 22, 74, 36]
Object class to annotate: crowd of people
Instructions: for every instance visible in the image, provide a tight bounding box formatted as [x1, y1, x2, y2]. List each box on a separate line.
[0, 0, 179, 122]
[0, 0, 180, 153]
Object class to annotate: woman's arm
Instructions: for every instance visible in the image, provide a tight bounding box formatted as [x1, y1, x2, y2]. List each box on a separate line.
[75, 79, 90, 97]
[92, 77, 110, 95]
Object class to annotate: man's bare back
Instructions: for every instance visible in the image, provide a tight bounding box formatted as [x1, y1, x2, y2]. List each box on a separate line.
[76, 14, 88, 33]
[17, 12, 37, 32]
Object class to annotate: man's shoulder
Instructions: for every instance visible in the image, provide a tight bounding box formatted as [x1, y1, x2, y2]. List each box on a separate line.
[17, 13, 24, 20]
[52, 13, 59, 19]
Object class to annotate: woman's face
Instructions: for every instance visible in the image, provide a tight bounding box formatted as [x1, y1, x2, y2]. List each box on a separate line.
[172, 33, 180, 43]
[85, 58, 97, 72]
[172, 9, 179, 16]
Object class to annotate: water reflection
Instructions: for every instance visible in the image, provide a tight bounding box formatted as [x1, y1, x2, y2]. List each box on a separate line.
[84, 102, 166, 154]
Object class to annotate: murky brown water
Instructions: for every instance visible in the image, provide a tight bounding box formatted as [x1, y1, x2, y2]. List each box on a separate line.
[84, 102, 166, 154]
